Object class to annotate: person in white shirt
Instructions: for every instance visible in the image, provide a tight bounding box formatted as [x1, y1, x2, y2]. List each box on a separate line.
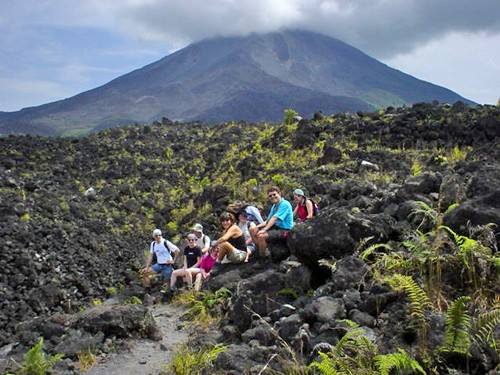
[143, 229, 180, 288]
[191, 223, 211, 253]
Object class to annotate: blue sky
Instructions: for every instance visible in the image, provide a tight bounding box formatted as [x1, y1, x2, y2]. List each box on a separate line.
[1, 0, 499, 112]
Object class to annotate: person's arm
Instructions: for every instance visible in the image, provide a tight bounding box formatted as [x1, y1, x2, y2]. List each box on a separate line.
[167, 240, 180, 254]
[145, 243, 154, 269]
[201, 235, 210, 253]
[305, 199, 314, 219]
[215, 225, 240, 244]
[183, 253, 188, 269]
[256, 221, 267, 229]
[258, 216, 278, 233]
[144, 254, 153, 269]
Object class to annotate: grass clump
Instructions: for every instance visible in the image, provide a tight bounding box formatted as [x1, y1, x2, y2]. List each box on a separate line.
[18, 337, 64, 375]
[173, 288, 232, 328]
[124, 296, 142, 305]
[77, 349, 97, 372]
[165, 344, 226, 375]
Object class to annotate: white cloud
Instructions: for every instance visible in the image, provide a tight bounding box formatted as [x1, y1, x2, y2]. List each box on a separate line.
[90, 0, 500, 57]
[1, 0, 500, 108]
[385, 32, 500, 104]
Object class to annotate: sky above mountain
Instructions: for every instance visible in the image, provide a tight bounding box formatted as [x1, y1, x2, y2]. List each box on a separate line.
[1, 0, 499, 111]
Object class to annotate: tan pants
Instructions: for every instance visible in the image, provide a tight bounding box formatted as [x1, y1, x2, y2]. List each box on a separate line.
[218, 242, 246, 263]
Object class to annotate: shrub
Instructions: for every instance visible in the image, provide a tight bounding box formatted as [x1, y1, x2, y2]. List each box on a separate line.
[77, 349, 97, 372]
[166, 344, 226, 375]
[18, 337, 64, 375]
[283, 108, 299, 126]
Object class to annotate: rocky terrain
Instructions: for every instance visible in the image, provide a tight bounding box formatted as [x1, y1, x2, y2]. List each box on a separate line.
[0, 102, 499, 374]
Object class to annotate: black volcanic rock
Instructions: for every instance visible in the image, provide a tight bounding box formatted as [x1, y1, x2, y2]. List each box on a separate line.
[0, 30, 472, 136]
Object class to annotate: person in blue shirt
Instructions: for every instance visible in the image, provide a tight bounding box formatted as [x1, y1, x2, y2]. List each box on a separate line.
[250, 186, 293, 257]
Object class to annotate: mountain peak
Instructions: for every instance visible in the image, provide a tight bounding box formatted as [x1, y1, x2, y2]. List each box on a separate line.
[0, 29, 471, 136]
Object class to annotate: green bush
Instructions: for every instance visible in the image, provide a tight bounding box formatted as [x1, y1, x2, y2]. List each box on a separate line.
[18, 338, 64, 375]
[166, 344, 226, 375]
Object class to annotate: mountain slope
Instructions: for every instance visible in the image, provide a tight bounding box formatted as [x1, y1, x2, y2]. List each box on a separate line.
[0, 30, 473, 136]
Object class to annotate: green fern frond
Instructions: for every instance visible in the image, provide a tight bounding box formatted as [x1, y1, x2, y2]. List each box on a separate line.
[374, 349, 425, 375]
[472, 307, 500, 351]
[19, 337, 64, 375]
[309, 328, 377, 374]
[385, 274, 430, 325]
[409, 201, 438, 227]
[360, 243, 393, 261]
[308, 352, 340, 375]
[440, 296, 471, 354]
[444, 203, 459, 215]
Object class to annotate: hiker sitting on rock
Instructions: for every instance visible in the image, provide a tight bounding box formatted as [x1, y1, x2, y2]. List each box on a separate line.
[169, 233, 202, 290]
[143, 229, 180, 288]
[228, 200, 264, 225]
[191, 223, 211, 254]
[185, 245, 219, 291]
[250, 186, 294, 257]
[214, 212, 250, 263]
[237, 210, 256, 255]
[292, 188, 314, 222]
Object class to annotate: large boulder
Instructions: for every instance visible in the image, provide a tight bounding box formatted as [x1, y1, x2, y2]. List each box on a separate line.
[288, 208, 394, 266]
[228, 269, 286, 332]
[443, 189, 500, 241]
[330, 256, 369, 291]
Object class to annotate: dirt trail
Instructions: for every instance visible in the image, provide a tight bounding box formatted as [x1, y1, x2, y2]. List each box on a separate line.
[87, 303, 187, 375]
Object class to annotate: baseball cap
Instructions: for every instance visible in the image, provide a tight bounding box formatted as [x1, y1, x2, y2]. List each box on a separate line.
[191, 223, 203, 232]
[293, 188, 305, 196]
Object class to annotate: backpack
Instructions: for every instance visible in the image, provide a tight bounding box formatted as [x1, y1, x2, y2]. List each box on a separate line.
[308, 199, 320, 217]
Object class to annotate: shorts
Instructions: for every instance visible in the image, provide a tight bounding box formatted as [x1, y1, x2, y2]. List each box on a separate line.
[267, 227, 290, 243]
[152, 263, 173, 280]
[227, 249, 247, 263]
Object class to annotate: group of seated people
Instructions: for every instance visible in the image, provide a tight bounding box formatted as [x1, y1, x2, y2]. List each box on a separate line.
[142, 186, 317, 294]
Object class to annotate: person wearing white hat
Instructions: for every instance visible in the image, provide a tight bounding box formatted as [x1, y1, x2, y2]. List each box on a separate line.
[191, 223, 211, 253]
[292, 188, 314, 222]
[142, 229, 180, 289]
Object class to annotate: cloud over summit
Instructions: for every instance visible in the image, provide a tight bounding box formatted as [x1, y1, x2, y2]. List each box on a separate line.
[111, 0, 500, 57]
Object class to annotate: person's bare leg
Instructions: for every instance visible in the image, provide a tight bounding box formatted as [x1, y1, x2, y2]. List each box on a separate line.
[170, 269, 185, 288]
[249, 226, 259, 246]
[255, 232, 269, 256]
[194, 273, 203, 291]
[143, 268, 153, 287]
[186, 268, 201, 288]
[218, 242, 235, 262]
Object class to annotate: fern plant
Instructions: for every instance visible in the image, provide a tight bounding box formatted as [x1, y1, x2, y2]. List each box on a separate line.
[471, 299, 500, 353]
[167, 344, 226, 375]
[173, 287, 232, 327]
[409, 201, 438, 229]
[18, 338, 64, 375]
[439, 296, 471, 355]
[374, 349, 425, 375]
[309, 328, 378, 374]
[439, 225, 494, 289]
[385, 274, 431, 349]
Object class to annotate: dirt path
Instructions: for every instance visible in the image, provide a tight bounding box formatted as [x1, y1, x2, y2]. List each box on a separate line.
[87, 303, 188, 375]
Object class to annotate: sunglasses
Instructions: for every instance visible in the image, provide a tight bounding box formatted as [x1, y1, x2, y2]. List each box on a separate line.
[268, 193, 279, 198]
[187, 239, 196, 242]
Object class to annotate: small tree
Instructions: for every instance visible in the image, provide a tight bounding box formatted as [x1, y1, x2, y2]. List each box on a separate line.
[283, 108, 299, 125]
